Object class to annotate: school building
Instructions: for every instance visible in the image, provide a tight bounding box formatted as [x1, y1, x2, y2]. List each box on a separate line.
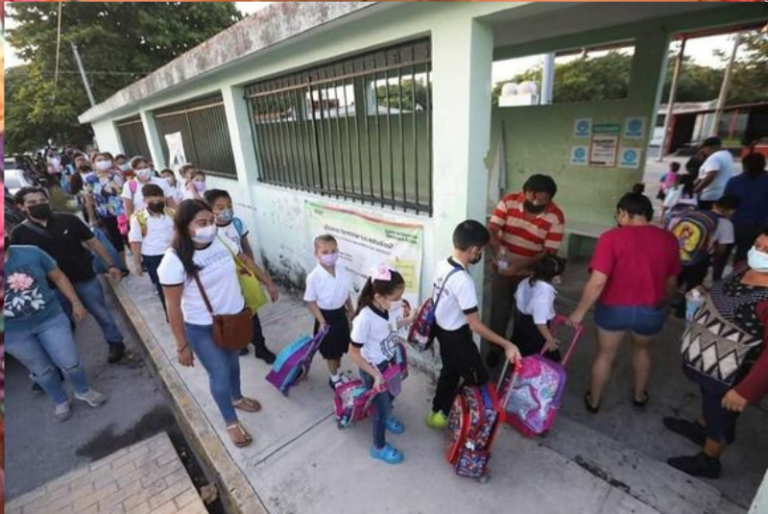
[80, 1, 768, 304]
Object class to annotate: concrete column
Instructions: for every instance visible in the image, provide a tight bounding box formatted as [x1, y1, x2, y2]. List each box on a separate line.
[220, 85, 259, 188]
[139, 110, 165, 169]
[431, 17, 494, 290]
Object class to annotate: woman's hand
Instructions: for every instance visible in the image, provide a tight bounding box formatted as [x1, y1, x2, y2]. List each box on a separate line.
[567, 310, 585, 327]
[721, 389, 748, 412]
[177, 346, 195, 367]
[72, 301, 87, 323]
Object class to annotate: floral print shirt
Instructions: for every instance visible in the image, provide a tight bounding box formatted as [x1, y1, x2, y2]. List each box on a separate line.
[4, 246, 62, 333]
[84, 172, 125, 219]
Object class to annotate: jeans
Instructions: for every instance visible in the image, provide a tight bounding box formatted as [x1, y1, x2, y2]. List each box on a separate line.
[58, 277, 125, 346]
[360, 367, 393, 449]
[142, 254, 167, 317]
[5, 312, 91, 405]
[594, 303, 667, 336]
[184, 322, 243, 424]
[252, 312, 266, 348]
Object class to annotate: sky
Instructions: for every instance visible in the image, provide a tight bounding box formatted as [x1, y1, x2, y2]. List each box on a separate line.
[3, 2, 749, 84]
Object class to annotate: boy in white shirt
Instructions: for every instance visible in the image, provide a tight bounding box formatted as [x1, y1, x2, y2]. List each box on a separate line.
[426, 220, 521, 430]
[128, 183, 175, 317]
[304, 234, 355, 389]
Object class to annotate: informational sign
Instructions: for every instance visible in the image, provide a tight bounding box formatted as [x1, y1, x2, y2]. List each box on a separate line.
[592, 122, 621, 135]
[305, 202, 424, 307]
[589, 135, 619, 167]
[624, 117, 646, 139]
[164, 132, 187, 171]
[570, 146, 588, 166]
[619, 147, 642, 169]
[573, 118, 592, 138]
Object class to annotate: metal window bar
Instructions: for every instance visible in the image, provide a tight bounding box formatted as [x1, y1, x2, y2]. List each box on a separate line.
[244, 39, 432, 214]
[116, 117, 151, 160]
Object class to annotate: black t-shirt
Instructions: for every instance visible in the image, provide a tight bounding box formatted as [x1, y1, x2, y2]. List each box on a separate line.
[10, 213, 97, 283]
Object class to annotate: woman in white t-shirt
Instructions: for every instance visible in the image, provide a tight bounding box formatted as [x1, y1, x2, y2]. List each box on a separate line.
[158, 199, 261, 448]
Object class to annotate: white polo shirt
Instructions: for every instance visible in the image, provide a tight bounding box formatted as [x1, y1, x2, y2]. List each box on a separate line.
[304, 264, 350, 311]
[515, 278, 557, 325]
[122, 177, 173, 212]
[433, 258, 478, 331]
[127, 210, 175, 257]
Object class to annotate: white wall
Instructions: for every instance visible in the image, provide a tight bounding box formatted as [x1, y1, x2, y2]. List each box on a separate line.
[91, 119, 122, 155]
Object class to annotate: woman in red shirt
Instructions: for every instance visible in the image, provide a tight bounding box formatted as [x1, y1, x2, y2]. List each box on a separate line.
[664, 228, 768, 479]
[568, 193, 681, 412]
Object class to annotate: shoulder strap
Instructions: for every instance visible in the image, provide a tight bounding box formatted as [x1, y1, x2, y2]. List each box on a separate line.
[129, 180, 138, 196]
[20, 220, 53, 239]
[190, 270, 216, 316]
[233, 218, 244, 238]
[433, 264, 463, 310]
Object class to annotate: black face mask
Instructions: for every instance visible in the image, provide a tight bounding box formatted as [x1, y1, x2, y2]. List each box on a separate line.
[28, 203, 52, 220]
[524, 201, 546, 214]
[148, 202, 166, 214]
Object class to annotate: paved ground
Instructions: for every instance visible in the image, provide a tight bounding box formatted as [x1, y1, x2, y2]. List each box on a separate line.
[114, 252, 759, 514]
[6, 432, 209, 514]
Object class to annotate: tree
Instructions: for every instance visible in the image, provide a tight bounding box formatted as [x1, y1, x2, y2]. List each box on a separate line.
[5, 2, 242, 153]
[376, 79, 431, 111]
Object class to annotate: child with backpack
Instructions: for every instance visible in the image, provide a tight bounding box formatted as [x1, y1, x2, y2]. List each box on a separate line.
[513, 254, 567, 362]
[204, 189, 279, 364]
[349, 265, 414, 464]
[657, 161, 681, 200]
[662, 173, 697, 226]
[304, 234, 356, 389]
[426, 220, 521, 430]
[128, 184, 175, 316]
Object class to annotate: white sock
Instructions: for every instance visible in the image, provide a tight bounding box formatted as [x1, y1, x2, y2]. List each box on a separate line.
[331, 373, 341, 381]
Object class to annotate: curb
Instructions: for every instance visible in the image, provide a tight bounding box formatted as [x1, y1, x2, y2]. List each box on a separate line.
[108, 280, 268, 514]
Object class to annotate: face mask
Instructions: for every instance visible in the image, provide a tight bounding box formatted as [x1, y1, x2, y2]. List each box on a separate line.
[148, 202, 166, 214]
[524, 201, 546, 214]
[320, 252, 339, 267]
[119, 163, 131, 172]
[163, 176, 176, 186]
[194, 181, 206, 192]
[747, 246, 768, 272]
[192, 224, 218, 245]
[217, 208, 234, 224]
[95, 161, 112, 172]
[137, 169, 152, 181]
[29, 203, 52, 220]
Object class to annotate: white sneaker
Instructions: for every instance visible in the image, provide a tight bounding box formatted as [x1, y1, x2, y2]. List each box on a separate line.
[54, 401, 72, 422]
[75, 389, 108, 407]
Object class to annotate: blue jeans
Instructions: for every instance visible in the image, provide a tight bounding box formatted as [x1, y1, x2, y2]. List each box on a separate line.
[594, 303, 667, 336]
[360, 367, 393, 449]
[5, 312, 91, 405]
[184, 323, 243, 424]
[58, 277, 124, 346]
[142, 254, 167, 318]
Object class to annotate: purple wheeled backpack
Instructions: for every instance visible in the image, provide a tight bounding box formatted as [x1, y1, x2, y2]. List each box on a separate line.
[266, 325, 330, 396]
[334, 380, 383, 428]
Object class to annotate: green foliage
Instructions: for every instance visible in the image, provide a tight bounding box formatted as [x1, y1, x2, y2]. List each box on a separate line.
[5, 2, 242, 154]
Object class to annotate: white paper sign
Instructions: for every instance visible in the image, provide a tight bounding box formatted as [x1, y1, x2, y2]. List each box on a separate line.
[619, 147, 642, 169]
[624, 117, 646, 139]
[164, 132, 187, 170]
[589, 135, 618, 167]
[570, 146, 588, 166]
[573, 118, 592, 138]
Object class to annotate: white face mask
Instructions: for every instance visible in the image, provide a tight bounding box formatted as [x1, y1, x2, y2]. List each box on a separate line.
[747, 246, 768, 272]
[136, 168, 152, 181]
[119, 163, 131, 172]
[95, 160, 112, 172]
[192, 224, 218, 245]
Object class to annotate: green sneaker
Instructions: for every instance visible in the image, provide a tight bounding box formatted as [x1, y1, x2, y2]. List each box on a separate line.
[426, 411, 449, 430]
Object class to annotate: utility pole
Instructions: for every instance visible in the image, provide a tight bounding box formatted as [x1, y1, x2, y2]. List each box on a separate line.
[656, 37, 686, 162]
[71, 42, 97, 107]
[711, 32, 742, 139]
[540, 53, 555, 105]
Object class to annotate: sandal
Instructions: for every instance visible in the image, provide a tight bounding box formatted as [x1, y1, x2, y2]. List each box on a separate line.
[226, 422, 253, 448]
[632, 391, 650, 408]
[584, 391, 600, 414]
[233, 397, 262, 413]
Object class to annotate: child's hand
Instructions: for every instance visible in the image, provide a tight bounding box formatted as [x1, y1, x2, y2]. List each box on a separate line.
[267, 283, 279, 302]
[504, 342, 521, 364]
[373, 372, 386, 392]
[544, 338, 560, 353]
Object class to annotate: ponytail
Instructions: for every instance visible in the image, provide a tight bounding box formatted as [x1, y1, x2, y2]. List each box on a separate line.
[353, 268, 406, 318]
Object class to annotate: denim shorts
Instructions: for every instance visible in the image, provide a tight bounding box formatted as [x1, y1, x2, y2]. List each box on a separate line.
[594, 303, 667, 336]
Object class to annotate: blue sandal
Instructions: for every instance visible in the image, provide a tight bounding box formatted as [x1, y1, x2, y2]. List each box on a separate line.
[369, 443, 404, 464]
[386, 416, 405, 435]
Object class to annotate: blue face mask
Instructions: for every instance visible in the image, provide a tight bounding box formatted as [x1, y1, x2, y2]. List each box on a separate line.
[747, 246, 768, 272]
[217, 208, 234, 224]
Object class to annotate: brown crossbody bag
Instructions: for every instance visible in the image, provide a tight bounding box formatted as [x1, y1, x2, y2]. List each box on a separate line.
[191, 271, 253, 351]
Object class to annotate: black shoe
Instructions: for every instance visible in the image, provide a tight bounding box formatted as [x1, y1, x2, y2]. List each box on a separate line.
[667, 452, 721, 479]
[485, 349, 502, 369]
[663, 417, 707, 447]
[108, 343, 126, 364]
[254, 345, 276, 365]
[239, 346, 250, 356]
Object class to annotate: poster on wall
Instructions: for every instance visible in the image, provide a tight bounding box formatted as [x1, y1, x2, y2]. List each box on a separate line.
[570, 146, 588, 166]
[305, 202, 424, 308]
[619, 147, 642, 169]
[164, 132, 187, 171]
[624, 117, 646, 139]
[589, 135, 619, 167]
[573, 118, 592, 138]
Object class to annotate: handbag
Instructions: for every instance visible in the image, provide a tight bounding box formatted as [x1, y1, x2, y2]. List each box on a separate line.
[191, 271, 253, 351]
[218, 236, 269, 313]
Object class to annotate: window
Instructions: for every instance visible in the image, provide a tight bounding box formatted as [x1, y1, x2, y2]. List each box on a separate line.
[116, 116, 151, 159]
[245, 39, 433, 215]
[153, 94, 237, 179]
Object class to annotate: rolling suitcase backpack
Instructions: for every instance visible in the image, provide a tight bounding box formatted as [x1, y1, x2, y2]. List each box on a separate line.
[266, 325, 330, 396]
[497, 315, 583, 437]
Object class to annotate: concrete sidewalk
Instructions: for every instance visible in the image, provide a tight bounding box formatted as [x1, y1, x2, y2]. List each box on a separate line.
[113, 262, 758, 514]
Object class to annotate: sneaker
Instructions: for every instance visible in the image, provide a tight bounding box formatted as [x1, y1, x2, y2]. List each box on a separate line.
[108, 343, 126, 364]
[426, 411, 449, 430]
[369, 443, 404, 465]
[667, 452, 722, 479]
[254, 345, 277, 365]
[75, 389, 108, 407]
[239, 346, 250, 356]
[386, 416, 406, 435]
[54, 401, 72, 422]
[663, 417, 707, 447]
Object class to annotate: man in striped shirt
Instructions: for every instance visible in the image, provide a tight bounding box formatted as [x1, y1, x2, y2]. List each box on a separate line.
[484, 174, 566, 371]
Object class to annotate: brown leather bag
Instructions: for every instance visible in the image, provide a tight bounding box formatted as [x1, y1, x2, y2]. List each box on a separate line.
[192, 271, 253, 351]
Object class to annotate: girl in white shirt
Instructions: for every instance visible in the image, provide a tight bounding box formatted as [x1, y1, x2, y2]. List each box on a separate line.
[158, 200, 263, 448]
[513, 254, 567, 362]
[349, 265, 414, 465]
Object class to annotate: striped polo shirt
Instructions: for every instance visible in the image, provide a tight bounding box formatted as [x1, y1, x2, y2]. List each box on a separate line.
[489, 192, 566, 257]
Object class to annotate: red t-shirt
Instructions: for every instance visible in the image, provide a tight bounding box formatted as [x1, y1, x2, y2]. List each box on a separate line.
[591, 225, 682, 307]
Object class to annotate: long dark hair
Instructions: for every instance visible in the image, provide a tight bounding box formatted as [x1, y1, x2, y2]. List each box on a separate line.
[354, 270, 405, 318]
[679, 174, 695, 197]
[172, 199, 212, 275]
[530, 254, 567, 285]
